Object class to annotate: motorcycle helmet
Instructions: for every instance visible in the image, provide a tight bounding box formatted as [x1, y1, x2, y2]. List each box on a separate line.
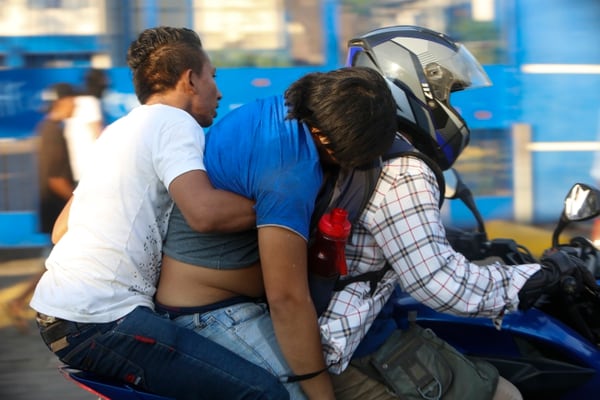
[346, 25, 492, 170]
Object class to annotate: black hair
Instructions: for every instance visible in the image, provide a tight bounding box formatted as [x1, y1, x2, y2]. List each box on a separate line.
[84, 68, 108, 98]
[127, 26, 207, 104]
[285, 66, 397, 168]
[42, 82, 75, 113]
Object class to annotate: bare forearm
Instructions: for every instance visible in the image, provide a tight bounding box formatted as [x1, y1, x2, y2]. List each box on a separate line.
[270, 300, 334, 399]
[170, 170, 255, 232]
[259, 227, 334, 399]
[48, 177, 75, 201]
[188, 188, 255, 232]
[52, 197, 72, 243]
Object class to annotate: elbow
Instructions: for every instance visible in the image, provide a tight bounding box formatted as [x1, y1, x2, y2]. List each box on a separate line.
[184, 207, 222, 232]
[267, 289, 314, 318]
[187, 217, 219, 233]
[51, 231, 61, 245]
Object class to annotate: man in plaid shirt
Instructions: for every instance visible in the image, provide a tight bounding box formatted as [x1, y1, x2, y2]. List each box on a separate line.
[322, 26, 594, 400]
[319, 154, 539, 375]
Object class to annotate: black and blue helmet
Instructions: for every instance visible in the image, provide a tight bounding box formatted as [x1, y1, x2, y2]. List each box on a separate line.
[346, 25, 492, 170]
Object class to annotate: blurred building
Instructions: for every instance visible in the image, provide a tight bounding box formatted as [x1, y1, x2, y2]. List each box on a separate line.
[0, 0, 320, 68]
[0, 0, 109, 68]
[0, 0, 598, 246]
[0, 0, 505, 69]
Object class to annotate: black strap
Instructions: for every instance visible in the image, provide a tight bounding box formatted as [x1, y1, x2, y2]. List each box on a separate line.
[309, 166, 340, 245]
[334, 263, 393, 295]
[311, 135, 445, 233]
[280, 366, 328, 383]
[309, 134, 446, 295]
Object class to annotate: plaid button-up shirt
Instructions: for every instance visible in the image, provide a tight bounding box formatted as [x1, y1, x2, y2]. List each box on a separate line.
[319, 155, 541, 373]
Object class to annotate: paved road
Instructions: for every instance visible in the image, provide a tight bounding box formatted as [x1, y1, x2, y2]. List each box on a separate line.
[0, 249, 95, 400]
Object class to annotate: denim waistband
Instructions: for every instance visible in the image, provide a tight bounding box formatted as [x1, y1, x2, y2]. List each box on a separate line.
[155, 296, 259, 319]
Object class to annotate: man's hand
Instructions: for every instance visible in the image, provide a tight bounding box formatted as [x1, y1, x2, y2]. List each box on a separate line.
[518, 249, 597, 310]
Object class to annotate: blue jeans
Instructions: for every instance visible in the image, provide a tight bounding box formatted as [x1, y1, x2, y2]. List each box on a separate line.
[169, 302, 307, 399]
[37, 306, 289, 400]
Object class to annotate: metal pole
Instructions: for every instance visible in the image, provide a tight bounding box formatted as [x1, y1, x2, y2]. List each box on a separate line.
[512, 123, 533, 223]
[322, 0, 340, 68]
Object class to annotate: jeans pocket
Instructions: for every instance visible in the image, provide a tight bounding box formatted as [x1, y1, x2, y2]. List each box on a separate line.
[74, 330, 147, 387]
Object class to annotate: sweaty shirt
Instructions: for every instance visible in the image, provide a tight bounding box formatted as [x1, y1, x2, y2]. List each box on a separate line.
[163, 94, 323, 268]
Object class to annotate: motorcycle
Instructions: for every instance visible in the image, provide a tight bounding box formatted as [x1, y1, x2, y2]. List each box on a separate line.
[392, 169, 600, 399]
[61, 170, 600, 400]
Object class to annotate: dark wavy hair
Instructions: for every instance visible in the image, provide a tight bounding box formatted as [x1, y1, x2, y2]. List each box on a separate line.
[127, 26, 207, 104]
[285, 66, 397, 168]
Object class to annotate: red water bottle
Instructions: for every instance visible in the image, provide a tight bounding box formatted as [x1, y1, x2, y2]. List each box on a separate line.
[308, 208, 351, 277]
[308, 208, 351, 316]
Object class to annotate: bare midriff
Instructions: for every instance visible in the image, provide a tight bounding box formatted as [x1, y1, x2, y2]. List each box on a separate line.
[155, 254, 264, 307]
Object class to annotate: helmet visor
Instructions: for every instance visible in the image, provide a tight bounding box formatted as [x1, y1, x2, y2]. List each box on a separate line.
[423, 44, 492, 102]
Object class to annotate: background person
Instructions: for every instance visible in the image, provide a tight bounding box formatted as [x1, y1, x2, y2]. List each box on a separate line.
[5, 82, 77, 333]
[64, 68, 109, 183]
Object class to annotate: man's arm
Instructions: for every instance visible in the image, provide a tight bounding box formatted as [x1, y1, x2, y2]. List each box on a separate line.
[89, 120, 103, 139]
[170, 170, 255, 233]
[48, 177, 75, 202]
[47, 174, 75, 244]
[52, 196, 73, 244]
[258, 226, 335, 400]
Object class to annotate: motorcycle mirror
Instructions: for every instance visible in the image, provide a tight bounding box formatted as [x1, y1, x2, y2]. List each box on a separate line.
[443, 168, 486, 236]
[563, 183, 600, 221]
[552, 183, 600, 247]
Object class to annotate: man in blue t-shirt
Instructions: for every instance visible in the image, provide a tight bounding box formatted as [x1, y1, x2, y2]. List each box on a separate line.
[157, 66, 397, 398]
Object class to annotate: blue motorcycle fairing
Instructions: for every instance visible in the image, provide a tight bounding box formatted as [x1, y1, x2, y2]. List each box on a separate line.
[60, 367, 173, 400]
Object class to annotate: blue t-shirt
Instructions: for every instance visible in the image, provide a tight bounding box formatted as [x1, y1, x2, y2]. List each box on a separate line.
[163, 95, 323, 268]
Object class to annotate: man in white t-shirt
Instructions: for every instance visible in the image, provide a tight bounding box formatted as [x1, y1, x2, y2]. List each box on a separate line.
[30, 26, 289, 400]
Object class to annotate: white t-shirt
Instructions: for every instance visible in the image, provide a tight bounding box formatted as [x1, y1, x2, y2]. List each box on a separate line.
[30, 104, 206, 323]
[64, 95, 103, 181]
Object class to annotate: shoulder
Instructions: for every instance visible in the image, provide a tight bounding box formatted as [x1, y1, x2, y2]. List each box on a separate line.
[133, 105, 200, 130]
[103, 105, 204, 151]
[367, 155, 441, 209]
[218, 95, 281, 121]
[209, 95, 288, 142]
[143, 104, 194, 119]
[383, 154, 439, 183]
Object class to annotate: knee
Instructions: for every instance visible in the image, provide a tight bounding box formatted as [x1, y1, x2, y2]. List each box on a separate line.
[492, 376, 523, 400]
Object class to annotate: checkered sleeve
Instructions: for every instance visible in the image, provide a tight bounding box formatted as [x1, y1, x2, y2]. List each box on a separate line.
[372, 157, 540, 317]
[319, 155, 541, 374]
